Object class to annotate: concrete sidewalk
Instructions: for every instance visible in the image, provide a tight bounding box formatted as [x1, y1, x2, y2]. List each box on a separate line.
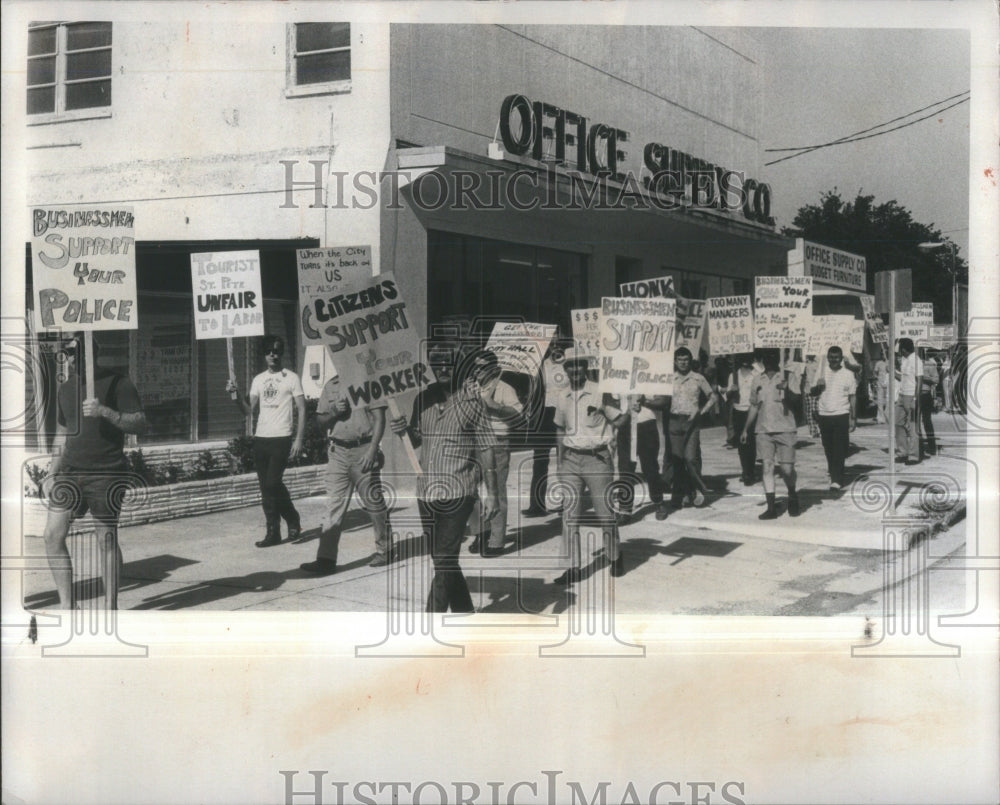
[20, 413, 967, 614]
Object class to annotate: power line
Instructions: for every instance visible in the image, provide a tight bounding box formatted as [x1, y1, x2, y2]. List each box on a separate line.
[764, 92, 970, 167]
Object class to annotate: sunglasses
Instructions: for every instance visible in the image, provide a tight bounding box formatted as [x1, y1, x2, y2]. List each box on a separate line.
[265, 347, 283, 356]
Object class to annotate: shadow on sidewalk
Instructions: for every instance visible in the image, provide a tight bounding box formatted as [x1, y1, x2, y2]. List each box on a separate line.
[469, 574, 575, 614]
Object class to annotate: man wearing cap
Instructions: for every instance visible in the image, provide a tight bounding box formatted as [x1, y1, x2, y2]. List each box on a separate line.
[42, 336, 147, 610]
[227, 334, 305, 546]
[299, 376, 391, 576]
[741, 348, 802, 519]
[666, 346, 719, 510]
[552, 347, 628, 584]
[389, 339, 499, 612]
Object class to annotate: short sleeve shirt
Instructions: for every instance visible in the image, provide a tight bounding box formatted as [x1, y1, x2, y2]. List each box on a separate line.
[478, 377, 523, 437]
[316, 377, 387, 442]
[58, 369, 142, 469]
[543, 358, 571, 408]
[750, 371, 798, 434]
[817, 366, 857, 416]
[553, 381, 621, 449]
[728, 366, 759, 412]
[898, 354, 920, 397]
[670, 371, 714, 416]
[412, 383, 498, 501]
[250, 369, 304, 438]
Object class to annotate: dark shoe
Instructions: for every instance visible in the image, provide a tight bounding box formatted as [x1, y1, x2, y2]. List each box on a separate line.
[468, 535, 483, 554]
[787, 495, 800, 517]
[554, 568, 581, 585]
[609, 554, 625, 578]
[654, 503, 670, 521]
[481, 544, 505, 558]
[255, 534, 281, 548]
[369, 553, 392, 568]
[300, 558, 337, 576]
[758, 508, 779, 520]
[905, 459, 921, 466]
[286, 523, 302, 541]
[521, 506, 548, 517]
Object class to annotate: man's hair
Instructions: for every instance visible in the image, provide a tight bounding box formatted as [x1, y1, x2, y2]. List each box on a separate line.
[261, 334, 284, 353]
[827, 345, 843, 358]
[759, 348, 780, 364]
[898, 337, 914, 354]
[674, 346, 693, 360]
[471, 349, 499, 366]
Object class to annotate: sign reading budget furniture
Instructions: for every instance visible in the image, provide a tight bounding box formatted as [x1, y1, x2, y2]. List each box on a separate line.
[754, 276, 813, 349]
[32, 206, 137, 331]
[598, 297, 675, 395]
[706, 295, 753, 355]
[788, 238, 867, 292]
[190, 251, 264, 338]
[485, 321, 556, 377]
[297, 249, 430, 405]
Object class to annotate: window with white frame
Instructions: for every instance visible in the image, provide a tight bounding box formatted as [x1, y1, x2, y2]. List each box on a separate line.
[286, 23, 351, 97]
[28, 22, 112, 121]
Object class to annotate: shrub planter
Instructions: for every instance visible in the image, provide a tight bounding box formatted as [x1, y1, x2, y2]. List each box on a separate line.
[22, 464, 326, 535]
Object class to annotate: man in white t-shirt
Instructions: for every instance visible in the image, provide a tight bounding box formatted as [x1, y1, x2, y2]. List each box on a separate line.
[811, 345, 857, 490]
[227, 334, 306, 546]
[893, 338, 921, 464]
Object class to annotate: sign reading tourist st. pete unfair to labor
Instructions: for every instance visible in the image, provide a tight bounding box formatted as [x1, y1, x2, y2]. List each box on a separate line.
[754, 275, 813, 348]
[706, 295, 753, 355]
[297, 247, 431, 404]
[598, 297, 675, 395]
[32, 206, 138, 331]
[485, 321, 557, 376]
[190, 251, 264, 338]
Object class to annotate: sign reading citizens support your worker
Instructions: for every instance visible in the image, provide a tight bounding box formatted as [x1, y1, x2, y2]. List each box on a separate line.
[297, 247, 432, 406]
[190, 251, 264, 339]
[485, 321, 556, 376]
[32, 206, 138, 331]
[754, 276, 812, 349]
[598, 297, 675, 395]
[706, 295, 753, 355]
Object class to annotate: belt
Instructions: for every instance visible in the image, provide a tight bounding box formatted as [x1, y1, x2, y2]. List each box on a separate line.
[565, 445, 610, 457]
[670, 413, 694, 420]
[329, 435, 372, 449]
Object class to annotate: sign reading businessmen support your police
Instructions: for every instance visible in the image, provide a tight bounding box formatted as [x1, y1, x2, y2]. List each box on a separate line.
[32, 206, 138, 332]
[296, 246, 433, 405]
[190, 251, 264, 339]
[598, 296, 676, 395]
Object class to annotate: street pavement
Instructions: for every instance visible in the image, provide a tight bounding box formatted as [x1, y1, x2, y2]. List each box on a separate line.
[20, 411, 969, 616]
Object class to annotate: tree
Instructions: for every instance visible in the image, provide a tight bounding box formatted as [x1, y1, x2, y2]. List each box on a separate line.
[784, 190, 967, 324]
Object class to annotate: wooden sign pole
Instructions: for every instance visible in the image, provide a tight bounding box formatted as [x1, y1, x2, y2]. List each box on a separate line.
[387, 396, 422, 476]
[84, 331, 96, 410]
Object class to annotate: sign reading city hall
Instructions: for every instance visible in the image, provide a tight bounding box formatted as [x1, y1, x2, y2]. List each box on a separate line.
[498, 93, 775, 226]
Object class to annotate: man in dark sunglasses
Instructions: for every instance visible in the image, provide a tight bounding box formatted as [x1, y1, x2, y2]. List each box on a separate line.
[227, 335, 305, 546]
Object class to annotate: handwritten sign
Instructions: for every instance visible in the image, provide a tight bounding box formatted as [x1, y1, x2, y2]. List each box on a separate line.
[297, 263, 431, 406]
[896, 302, 934, 341]
[571, 307, 602, 362]
[859, 294, 888, 344]
[297, 245, 374, 345]
[806, 315, 857, 358]
[620, 275, 675, 298]
[190, 251, 264, 339]
[598, 297, 675, 395]
[754, 276, 812, 348]
[706, 295, 753, 355]
[32, 206, 137, 331]
[674, 296, 706, 353]
[485, 321, 556, 376]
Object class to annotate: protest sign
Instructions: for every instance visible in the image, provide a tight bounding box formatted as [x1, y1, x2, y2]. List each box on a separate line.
[895, 302, 934, 341]
[674, 296, 707, 353]
[190, 251, 264, 339]
[619, 275, 675, 298]
[297, 245, 375, 345]
[485, 321, 556, 377]
[859, 294, 888, 344]
[706, 295, 753, 355]
[32, 206, 138, 332]
[806, 315, 856, 358]
[598, 297, 675, 395]
[925, 325, 957, 350]
[571, 307, 602, 361]
[754, 276, 812, 349]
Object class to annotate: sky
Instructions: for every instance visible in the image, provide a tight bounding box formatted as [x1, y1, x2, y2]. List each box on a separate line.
[751, 27, 971, 260]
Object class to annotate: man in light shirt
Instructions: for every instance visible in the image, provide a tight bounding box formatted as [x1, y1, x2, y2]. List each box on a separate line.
[727, 352, 760, 486]
[811, 345, 857, 491]
[552, 348, 628, 584]
[894, 338, 921, 464]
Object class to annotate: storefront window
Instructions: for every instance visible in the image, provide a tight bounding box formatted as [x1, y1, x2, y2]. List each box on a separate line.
[134, 295, 193, 443]
[428, 231, 587, 336]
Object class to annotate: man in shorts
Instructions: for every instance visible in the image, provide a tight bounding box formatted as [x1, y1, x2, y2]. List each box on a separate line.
[42, 336, 147, 610]
[741, 348, 802, 520]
